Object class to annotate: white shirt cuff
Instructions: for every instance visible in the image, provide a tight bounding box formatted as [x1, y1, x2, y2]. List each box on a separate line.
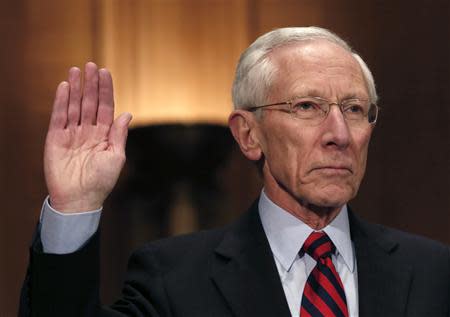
[40, 196, 102, 254]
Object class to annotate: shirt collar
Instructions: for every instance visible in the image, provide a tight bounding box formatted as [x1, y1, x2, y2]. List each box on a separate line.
[258, 190, 355, 273]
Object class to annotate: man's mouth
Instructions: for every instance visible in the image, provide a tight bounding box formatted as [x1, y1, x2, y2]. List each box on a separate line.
[311, 166, 353, 174]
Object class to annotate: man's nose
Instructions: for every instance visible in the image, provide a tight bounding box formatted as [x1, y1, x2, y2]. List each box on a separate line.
[321, 105, 351, 149]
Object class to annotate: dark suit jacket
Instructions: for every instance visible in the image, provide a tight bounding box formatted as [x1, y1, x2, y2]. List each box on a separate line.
[20, 201, 450, 317]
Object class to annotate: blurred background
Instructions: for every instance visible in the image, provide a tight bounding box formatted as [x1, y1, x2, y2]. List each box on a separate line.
[1, 0, 449, 315]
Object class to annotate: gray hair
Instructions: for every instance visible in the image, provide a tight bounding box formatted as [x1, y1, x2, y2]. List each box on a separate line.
[231, 27, 378, 110]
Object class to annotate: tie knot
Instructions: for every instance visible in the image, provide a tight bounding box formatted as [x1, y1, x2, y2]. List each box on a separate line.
[301, 231, 335, 261]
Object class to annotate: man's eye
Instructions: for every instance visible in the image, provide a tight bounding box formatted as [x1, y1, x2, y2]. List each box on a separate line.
[294, 102, 318, 111]
[345, 104, 364, 113]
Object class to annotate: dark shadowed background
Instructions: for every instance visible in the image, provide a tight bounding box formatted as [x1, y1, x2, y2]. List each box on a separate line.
[1, 0, 449, 315]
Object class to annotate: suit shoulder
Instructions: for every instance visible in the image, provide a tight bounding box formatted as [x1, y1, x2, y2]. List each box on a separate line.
[129, 225, 229, 271]
[370, 222, 450, 257]
[151, 226, 228, 252]
[351, 210, 450, 256]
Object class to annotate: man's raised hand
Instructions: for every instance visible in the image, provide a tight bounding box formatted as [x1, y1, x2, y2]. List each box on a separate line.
[44, 62, 132, 213]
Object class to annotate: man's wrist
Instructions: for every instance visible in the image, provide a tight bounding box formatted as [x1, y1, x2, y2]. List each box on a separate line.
[48, 196, 104, 214]
[40, 196, 102, 254]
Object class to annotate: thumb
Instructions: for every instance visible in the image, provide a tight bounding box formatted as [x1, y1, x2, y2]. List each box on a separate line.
[109, 112, 132, 153]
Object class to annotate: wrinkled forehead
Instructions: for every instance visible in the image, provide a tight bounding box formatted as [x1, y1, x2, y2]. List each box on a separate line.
[268, 40, 368, 99]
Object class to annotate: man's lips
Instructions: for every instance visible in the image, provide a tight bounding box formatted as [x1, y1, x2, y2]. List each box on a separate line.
[311, 166, 353, 174]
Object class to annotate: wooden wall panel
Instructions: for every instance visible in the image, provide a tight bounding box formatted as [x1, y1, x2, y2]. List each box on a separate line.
[1, 0, 95, 314]
[98, 0, 250, 126]
[0, 1, 26, 313]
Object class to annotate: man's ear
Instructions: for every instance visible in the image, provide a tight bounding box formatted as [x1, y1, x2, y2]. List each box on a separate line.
[228, 110, 263, 161]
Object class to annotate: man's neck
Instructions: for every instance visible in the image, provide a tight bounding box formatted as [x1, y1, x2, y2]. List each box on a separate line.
[263, 186, 342, 230]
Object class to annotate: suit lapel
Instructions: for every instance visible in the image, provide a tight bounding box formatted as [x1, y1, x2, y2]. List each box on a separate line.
[210, 201, 291, 317]
[349, 211, 413, 317]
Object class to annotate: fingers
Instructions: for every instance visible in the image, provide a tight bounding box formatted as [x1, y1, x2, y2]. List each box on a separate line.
[57, 62, 114, 129]
[67, 67, 82, 126]
[49, 81, 69, 130]
[97, 68, 114, 127]
[80, 62, 99, 125]
[109, 113, 132, 153]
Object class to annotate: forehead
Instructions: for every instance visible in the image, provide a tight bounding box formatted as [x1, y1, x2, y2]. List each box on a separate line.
[268, 40, 368, 100]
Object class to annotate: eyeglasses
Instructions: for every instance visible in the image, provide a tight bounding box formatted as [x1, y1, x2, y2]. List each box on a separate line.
[246, 96, 379, 126]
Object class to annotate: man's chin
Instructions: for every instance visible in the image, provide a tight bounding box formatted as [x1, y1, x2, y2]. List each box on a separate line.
[313, 197, 348, 209]
[301, 187, 355, 209]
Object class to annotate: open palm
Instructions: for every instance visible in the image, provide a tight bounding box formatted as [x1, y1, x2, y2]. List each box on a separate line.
[45, 63, 132, 212]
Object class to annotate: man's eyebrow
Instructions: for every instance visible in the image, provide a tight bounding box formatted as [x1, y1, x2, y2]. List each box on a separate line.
[341, 91, 370, 100]
[290, 88, 324, 98]
[289, 89, 368, 100]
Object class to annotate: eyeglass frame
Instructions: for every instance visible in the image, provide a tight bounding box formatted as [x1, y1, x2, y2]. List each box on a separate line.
[245, 95, 380, 125]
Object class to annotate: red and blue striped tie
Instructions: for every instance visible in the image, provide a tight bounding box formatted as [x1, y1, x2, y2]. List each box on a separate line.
[300, 232, 349, 317]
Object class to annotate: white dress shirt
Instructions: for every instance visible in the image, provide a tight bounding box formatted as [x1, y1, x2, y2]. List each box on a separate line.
[40, 192, 358, 316]
[258, 191, 358, 317]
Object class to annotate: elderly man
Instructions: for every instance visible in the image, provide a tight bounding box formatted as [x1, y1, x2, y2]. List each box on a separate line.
[20, 27, 449, 317]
